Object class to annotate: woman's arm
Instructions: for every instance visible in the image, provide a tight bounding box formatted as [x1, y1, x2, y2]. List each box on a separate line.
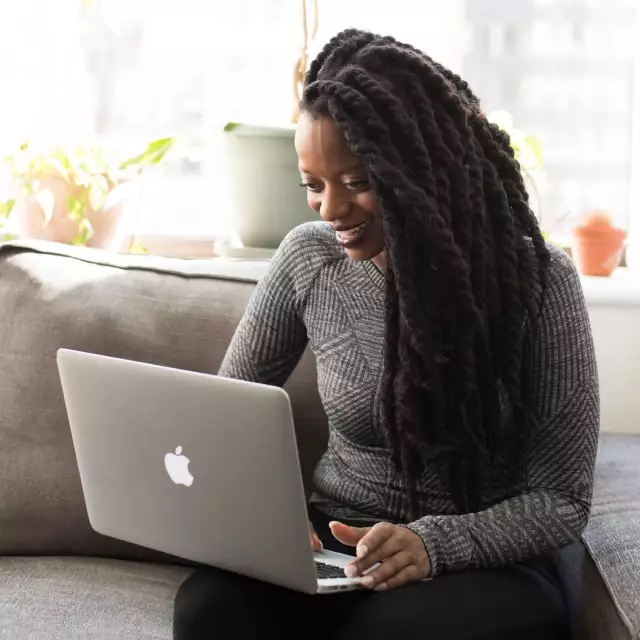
[406, 246, 599, 576]
[218, 228, 310, 385]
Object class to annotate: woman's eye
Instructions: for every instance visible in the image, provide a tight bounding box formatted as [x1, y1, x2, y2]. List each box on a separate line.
[344, 180, 369, 191]
[300, 182, 323, 193]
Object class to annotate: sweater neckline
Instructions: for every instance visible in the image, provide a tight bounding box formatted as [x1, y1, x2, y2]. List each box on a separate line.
[362, 260, 386, 290]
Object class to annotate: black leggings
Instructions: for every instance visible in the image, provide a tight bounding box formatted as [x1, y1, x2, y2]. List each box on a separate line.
[173, 506, 570, 640]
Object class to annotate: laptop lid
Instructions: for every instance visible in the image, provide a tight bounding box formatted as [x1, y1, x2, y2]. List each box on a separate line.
[57, 348, 318, 593]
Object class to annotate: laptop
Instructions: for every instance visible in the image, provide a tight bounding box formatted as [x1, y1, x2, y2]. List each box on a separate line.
[56, 348, 363, 594]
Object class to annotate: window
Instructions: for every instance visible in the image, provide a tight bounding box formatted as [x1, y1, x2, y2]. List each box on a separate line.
[463, 0, 639, 236]
[0, 0, 638, 254]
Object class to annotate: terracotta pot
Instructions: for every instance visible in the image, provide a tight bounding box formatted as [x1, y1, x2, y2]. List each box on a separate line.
[7, 171, 141, 252]
[571, 224, 626, 277]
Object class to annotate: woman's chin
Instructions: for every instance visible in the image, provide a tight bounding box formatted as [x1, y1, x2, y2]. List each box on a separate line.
[341, 235, 385, 261]
[334, 217, 385, 263]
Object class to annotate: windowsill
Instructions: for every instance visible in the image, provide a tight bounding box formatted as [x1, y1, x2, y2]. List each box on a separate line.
[580, 268, 640, 307]
[10, 231, 637, 307]
[133, 234, 219, 259]
[138, 234, 640, 307]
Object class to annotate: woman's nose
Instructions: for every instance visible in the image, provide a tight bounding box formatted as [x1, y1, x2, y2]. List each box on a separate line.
[319, 191, 351, 223]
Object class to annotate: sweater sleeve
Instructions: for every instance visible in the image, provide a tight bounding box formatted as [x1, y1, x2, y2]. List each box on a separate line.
[218, 228, 310, 385]
[405, 246, 600, 576]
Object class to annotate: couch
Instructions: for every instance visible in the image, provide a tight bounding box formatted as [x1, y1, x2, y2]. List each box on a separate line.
[0, 239, 638, 639]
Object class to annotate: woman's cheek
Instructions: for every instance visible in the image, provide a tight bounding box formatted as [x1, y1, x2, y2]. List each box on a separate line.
[357, 191, 379, 215]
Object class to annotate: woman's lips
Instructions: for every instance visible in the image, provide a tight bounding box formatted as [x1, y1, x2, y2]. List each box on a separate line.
[335, 220, 372, 248]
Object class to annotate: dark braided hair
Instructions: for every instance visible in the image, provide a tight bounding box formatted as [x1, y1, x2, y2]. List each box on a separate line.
[301, 29, 550, 516]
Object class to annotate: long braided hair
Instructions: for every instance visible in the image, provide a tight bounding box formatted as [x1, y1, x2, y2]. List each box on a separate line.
[301, 29, 550, 516]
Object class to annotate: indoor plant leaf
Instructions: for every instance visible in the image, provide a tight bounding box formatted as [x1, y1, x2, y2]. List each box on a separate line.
[67, 194, 86, 222]
[65, 153, 92, 188]
[523, 134, 543, 169]
[33, 189, 56, 226]
[28, 156, 70, 183]
[87, 174, 110, 212]
[0, 199, 15, 220]
[72, 218, 94, 245]
[120, 137, 175, 169]
[128, 238, 149, 254]
[223, 122, 240, 132]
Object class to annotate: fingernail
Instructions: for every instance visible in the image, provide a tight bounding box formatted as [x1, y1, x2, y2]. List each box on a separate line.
[361, 576, 374, 587]
[356, 544, 368, 558]
[344, 565, 358, 578]
[374, 582, 387, 592]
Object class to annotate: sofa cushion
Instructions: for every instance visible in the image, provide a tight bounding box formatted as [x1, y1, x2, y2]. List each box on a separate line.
[582, 434, 640, 639]
[0, 557, 191, 639]
[0, 240, 327, 560]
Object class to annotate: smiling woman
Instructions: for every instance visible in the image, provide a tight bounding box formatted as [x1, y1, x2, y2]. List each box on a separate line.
[173, 27, 598, 640]
[295, 114, 385, 263]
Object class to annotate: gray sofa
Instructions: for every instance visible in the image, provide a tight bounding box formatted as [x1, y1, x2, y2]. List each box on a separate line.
[0, 239, 638, 639]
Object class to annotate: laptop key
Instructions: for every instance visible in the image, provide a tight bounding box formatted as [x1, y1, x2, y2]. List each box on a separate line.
[315, 561, 347, 579]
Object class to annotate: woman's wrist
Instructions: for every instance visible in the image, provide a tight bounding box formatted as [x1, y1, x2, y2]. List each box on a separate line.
[401, 519, 440, 578]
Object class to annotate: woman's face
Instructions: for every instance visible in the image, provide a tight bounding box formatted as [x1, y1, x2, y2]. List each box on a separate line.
[295, 113, 385, 263]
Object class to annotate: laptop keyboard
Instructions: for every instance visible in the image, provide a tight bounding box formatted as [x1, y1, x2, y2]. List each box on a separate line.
[315, 561, 347, 579]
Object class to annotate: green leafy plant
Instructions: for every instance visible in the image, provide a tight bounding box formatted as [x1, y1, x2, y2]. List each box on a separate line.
[0, 137, 174, 246]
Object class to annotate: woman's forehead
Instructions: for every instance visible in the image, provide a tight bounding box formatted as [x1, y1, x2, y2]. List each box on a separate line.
[295, 114, 360, 173]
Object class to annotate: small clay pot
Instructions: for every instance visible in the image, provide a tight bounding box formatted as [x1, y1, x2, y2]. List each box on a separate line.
[571, 224, 626, 277]
[8, 171, 141, 252]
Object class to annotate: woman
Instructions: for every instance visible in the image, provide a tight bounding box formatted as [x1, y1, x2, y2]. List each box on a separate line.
[174, 29, 598, 640]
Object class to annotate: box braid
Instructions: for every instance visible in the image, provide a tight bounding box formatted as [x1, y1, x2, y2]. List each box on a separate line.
[301, 29, 550, 516]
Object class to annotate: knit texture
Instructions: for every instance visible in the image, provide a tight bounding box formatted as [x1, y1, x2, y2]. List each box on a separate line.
[219, 221, 599, 576]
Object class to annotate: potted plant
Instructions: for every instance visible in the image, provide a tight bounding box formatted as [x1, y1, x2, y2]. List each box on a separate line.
[0, 137, 173, 250]
[571, 210, 626, 277]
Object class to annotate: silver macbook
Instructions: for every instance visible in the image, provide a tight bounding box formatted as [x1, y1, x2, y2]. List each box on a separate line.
[56, 348, 362, 594]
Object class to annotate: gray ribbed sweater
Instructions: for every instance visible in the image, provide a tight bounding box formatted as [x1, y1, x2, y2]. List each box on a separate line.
[219, 221, 599, 576]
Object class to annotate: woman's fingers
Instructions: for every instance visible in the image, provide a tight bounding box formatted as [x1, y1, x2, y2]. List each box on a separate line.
[345, 532, 404, 576]
[360, 551, 414, 588]
[351, 521, 395, 558]
[329, 521, 371, 547]
[342, 524, 431, 588]
[309, 522, 323, 551]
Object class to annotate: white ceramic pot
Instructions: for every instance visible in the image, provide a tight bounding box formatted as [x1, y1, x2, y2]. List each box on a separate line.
[211, 124, 316, 250]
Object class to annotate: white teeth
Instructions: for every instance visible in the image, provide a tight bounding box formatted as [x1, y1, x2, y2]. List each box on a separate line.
[337, 222, 366, 238]
[341, 226, 361, 237]
[335, 221, 369, 246]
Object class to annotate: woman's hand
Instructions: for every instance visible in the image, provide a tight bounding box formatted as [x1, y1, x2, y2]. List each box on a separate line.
[330, 521, 430, 591]
[309, 522, 323, 552]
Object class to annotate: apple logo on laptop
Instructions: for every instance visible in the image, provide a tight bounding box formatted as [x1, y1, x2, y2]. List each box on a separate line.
[164, 446, 194, 487]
